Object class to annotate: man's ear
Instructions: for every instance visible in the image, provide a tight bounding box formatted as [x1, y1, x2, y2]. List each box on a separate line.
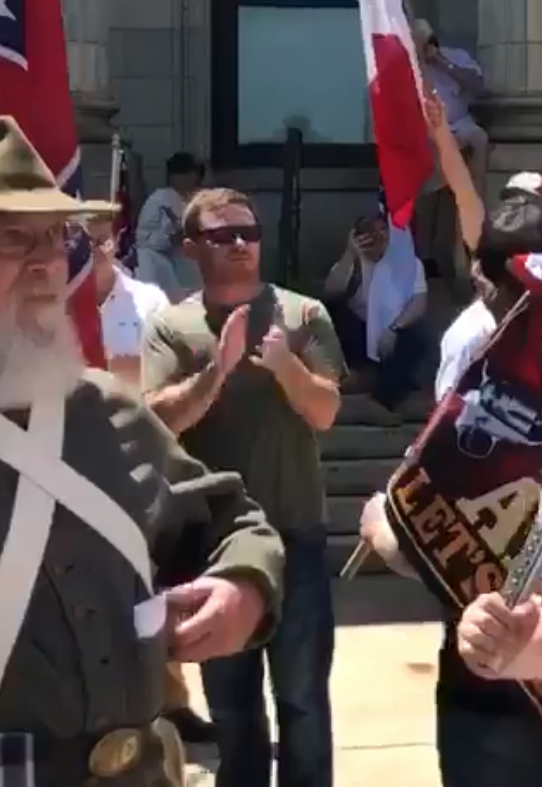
[183, 238, 199, 260]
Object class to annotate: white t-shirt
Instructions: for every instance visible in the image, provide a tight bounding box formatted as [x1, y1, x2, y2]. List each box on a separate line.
[100, 268, 170, 359]
[435, 299, 496, 402]
[350, 255, 427, 321]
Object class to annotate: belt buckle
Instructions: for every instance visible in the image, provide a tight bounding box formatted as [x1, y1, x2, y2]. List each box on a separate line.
[88, 728, 141, 778]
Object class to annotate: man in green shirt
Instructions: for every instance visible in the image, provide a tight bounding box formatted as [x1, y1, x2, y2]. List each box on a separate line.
[142, 187, 346, 787]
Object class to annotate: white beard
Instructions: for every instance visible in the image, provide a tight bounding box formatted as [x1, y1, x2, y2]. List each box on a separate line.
[0, 302, 85, 411]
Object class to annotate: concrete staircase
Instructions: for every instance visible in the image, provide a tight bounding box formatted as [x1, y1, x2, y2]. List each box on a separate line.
[322, 392, 432, 574]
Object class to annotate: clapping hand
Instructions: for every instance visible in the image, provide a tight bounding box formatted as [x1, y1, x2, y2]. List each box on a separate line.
[250, 307, 292, 374]
[216, 305, 249, 378]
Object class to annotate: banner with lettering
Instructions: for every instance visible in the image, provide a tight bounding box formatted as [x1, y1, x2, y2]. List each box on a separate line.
[386, 293, 542, 716]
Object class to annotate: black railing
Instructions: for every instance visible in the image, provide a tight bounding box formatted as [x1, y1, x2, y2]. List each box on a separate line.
[278, 126, 303, 289]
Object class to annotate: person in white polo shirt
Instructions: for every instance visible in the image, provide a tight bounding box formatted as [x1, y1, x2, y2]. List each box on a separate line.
[87, 215, 169, 386]
[87, 213, 218, 746]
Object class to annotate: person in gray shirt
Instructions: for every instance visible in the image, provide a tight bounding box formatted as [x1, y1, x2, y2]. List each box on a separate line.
[136, 153, 205, 302]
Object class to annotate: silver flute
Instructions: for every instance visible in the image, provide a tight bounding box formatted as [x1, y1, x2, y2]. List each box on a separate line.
[501, 495, 542, 607]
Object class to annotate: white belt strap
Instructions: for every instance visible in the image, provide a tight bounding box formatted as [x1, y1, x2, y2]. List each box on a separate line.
[0, 396, 63, 689]
[0, 411, 153, 591]
[0, 400, 153, 685]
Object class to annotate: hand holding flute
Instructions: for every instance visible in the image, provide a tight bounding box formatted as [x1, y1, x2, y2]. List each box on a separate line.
[457, 500, 542, 681]
[340, 493, 419, 580]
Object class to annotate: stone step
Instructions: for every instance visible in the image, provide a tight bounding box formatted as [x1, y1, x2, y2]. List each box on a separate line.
[326, 534, 387, 575]
[320, 424, 419, 460]
[327, 495, 366, 534]
[323, 458, 397, 496]
[337, 392, 432, 426]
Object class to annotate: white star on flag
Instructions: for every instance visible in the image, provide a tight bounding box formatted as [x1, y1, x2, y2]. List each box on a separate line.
[0, 0, 15, 22]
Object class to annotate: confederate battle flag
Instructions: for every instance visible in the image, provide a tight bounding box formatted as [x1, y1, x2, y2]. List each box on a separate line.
[0, 0, 107, 368]
[358, 0, 433, 227]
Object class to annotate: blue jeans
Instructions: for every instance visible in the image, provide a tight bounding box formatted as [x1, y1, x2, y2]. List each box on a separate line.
[201, 532, 334, 787]
[437, 709, 542, 787]
[326, 300, 432, 408]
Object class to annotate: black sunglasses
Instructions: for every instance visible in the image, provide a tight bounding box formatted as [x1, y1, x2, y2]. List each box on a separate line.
[198, 225, 262, 246]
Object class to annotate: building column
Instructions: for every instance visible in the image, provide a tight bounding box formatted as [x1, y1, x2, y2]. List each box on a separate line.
[61, 0, 118, 196]
[476, 0, 542, 201]
[176, 0, 212, 160]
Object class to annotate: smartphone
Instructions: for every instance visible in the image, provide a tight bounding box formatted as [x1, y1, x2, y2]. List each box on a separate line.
[353, 217, 376, 238]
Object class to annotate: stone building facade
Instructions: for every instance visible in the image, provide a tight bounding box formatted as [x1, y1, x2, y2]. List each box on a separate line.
[62, 0, 542, 283]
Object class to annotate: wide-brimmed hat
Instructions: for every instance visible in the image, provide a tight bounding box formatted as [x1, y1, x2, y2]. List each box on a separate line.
[0, 115, 118, 216]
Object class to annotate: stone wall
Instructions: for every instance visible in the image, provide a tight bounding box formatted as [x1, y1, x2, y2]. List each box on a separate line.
[106, 0, 211, 194]
[476, 0, 542, 204]
[411, 0, 478, 53]
[61, 0, 117, 197]
[107, 0, 180, 193]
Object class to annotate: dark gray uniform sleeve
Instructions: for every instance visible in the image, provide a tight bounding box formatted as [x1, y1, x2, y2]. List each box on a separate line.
[93, 371, 284, 643]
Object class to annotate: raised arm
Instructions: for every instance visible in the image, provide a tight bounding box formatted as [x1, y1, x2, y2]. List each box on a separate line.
[323, 234, 357, 299]
[425, 92, 486, 253]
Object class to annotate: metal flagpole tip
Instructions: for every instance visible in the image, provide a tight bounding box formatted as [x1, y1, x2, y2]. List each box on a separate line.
[339, 540, 372, 581]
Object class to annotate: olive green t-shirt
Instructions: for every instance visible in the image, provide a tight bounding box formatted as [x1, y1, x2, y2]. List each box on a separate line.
[141, 284, 346, 533]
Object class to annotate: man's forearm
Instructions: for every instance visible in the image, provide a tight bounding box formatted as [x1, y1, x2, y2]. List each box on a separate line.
[324, 254, 354, 298]
[434, 124, 485, 251]
[445, 62, 484, 95]
[145, 361, 223, 435]
[392, 294, 426, 330]
[274, 352, 340, 432]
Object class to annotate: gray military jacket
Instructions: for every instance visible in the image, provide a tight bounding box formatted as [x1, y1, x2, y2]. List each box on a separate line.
[0, 370, 283, 738]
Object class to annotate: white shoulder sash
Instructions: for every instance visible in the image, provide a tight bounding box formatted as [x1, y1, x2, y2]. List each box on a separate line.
[0, 398, 153, 685]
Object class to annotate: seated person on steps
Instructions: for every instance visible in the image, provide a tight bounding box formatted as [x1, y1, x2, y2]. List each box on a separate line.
[324, 198, 431, 425]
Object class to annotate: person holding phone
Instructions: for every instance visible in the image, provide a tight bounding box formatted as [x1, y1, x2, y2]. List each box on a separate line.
[324, 199, 431, 425]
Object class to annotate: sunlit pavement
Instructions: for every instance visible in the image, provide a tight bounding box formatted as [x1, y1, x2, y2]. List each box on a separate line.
[184, 576, 443, 786]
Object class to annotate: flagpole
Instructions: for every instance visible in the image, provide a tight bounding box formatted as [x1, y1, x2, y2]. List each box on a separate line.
[110, 132, 122, 205]
[340, 0, 427, 583]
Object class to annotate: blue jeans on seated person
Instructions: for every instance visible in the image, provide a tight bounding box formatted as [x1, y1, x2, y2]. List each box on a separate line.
[201, 531, 334, 787]
[327, 299, 430, 408]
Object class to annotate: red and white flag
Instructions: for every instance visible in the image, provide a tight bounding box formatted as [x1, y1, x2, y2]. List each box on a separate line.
[358, 0, 433, 227]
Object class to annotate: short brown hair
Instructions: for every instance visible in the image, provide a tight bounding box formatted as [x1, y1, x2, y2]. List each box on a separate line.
[183, 187, 258, 239]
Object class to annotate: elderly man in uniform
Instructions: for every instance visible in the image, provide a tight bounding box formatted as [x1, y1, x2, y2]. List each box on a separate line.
[0, 115, 284, 787]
